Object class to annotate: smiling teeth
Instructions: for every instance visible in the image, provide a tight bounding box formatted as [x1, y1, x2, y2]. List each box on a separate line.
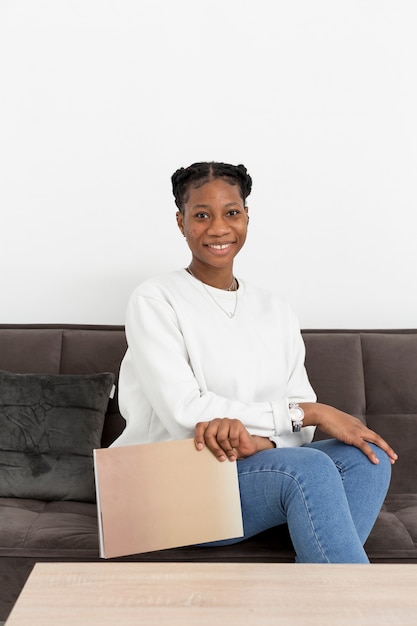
[209, 244, 230, 249]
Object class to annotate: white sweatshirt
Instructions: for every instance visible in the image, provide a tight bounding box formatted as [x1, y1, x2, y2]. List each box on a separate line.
[113, 269, 317, 448]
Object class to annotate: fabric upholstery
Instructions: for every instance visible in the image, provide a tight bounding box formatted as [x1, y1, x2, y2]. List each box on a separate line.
[0, 370, 115, 502]
[59, 328, 127, 447]
[0, 329, 62, 374]
[302, 333, 366, 417]
[362, 333, 417, 414]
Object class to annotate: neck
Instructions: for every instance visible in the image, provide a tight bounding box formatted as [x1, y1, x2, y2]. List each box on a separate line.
[186, 264, 236, 291]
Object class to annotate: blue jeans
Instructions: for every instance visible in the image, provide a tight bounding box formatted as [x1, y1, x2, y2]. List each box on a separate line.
[204, 439, 391, 563]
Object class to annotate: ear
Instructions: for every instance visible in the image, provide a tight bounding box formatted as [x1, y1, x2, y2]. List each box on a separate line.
[176, 211, 185, 236]
[245, 206, 249, 222]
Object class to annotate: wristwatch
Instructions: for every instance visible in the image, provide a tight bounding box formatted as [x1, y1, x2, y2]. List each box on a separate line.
[289, 402, 304, 432]
[269, 402, 305, 446]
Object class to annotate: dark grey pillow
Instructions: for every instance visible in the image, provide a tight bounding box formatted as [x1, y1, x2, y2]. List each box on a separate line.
[0, 370, 115, 502]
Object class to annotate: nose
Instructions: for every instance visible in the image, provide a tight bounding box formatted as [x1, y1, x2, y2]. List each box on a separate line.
[207, 215, 231, 236]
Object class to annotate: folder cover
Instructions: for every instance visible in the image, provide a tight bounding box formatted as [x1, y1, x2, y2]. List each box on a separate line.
[94, 438, 243, 558]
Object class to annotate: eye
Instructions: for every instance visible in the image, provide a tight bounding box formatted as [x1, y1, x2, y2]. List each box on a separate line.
[195, 212, 209, 219]
[227, 209, 240, 217]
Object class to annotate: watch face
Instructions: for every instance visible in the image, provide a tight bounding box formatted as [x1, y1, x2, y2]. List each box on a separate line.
[289, 405, 304, 421]
[289, 404, 304, 432]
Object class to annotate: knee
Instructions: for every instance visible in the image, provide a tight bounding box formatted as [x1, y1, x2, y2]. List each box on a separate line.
[340, 442, 392, 494]
[283, 447, 342, 483]
[239, 447, 341, 484]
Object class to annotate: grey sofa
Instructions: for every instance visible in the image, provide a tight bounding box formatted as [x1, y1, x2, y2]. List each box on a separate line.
[0, 324, 416, 621]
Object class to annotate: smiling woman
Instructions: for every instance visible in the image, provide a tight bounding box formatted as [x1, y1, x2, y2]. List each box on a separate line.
[174, 162, 250, 292]
[112, 161, 397, 564]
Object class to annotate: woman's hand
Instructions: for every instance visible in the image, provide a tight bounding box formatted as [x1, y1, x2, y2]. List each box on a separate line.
[194, 418, 274, 462]
[301, 402, 398, 465]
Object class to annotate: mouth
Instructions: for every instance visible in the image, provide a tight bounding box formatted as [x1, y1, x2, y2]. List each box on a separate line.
[205, 243, 235, 250]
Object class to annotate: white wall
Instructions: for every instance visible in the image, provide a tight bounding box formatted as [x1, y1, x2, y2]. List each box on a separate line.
[1, 0, 416, 328]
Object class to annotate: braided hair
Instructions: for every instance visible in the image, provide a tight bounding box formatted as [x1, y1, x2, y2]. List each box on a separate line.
[171, 161, 252, 212]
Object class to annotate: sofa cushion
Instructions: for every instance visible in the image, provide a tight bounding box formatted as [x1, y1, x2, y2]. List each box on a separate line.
[364, 494, 417, 560]
[1, 494, 416, 562]
[0, 498, 99, 558]
[0, 371, 115, 502]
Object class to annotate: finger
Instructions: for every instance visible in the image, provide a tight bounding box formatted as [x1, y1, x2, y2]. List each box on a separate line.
[356, 436, 397, 466]
[363, 431, 398, 464]
[214, 420, 239, 462]
[213, 419, 246, 462]
[196, 419, 234, 461]
[201, 419, 231, 462]
[373, 439, 398, 464]
[227, 419, 245, 450]
[357, 440, 380, 465]
[347, 436, 381, 464]
[194, 421, 209, 451]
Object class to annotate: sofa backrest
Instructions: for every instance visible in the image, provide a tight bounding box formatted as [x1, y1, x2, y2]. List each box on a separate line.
[0, 325, 127, 448]
[1, 325, 416, 494]
[303, 330, 417, 493]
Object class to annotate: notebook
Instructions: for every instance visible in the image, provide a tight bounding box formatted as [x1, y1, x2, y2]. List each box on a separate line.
[94, 438, 244, 558]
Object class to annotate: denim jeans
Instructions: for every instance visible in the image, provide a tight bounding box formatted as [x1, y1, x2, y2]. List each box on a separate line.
[204, 439, 391, 563]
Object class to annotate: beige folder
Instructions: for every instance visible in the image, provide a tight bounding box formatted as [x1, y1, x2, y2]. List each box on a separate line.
[93, 438, 243, 559]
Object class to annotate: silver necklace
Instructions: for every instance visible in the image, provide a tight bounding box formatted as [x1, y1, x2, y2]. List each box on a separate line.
[186, 267, 238, 318]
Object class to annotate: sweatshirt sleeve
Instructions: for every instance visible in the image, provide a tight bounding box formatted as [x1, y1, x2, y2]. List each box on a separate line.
[270, 306, 317, 447]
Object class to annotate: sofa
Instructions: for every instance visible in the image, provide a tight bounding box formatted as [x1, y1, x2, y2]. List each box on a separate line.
[1, 324, 416, 620]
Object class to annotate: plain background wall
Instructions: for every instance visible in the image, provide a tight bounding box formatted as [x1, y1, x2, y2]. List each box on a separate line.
[1, 0, 416, 328]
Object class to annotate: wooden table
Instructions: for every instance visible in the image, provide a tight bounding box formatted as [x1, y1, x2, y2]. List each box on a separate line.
[5, 562, 417, 625]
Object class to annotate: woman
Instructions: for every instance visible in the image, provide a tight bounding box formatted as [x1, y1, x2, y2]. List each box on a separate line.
[114, 161, 397, 563]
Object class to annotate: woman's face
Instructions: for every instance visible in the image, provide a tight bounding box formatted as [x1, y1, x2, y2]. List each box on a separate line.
[176, 178, 249, 273]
